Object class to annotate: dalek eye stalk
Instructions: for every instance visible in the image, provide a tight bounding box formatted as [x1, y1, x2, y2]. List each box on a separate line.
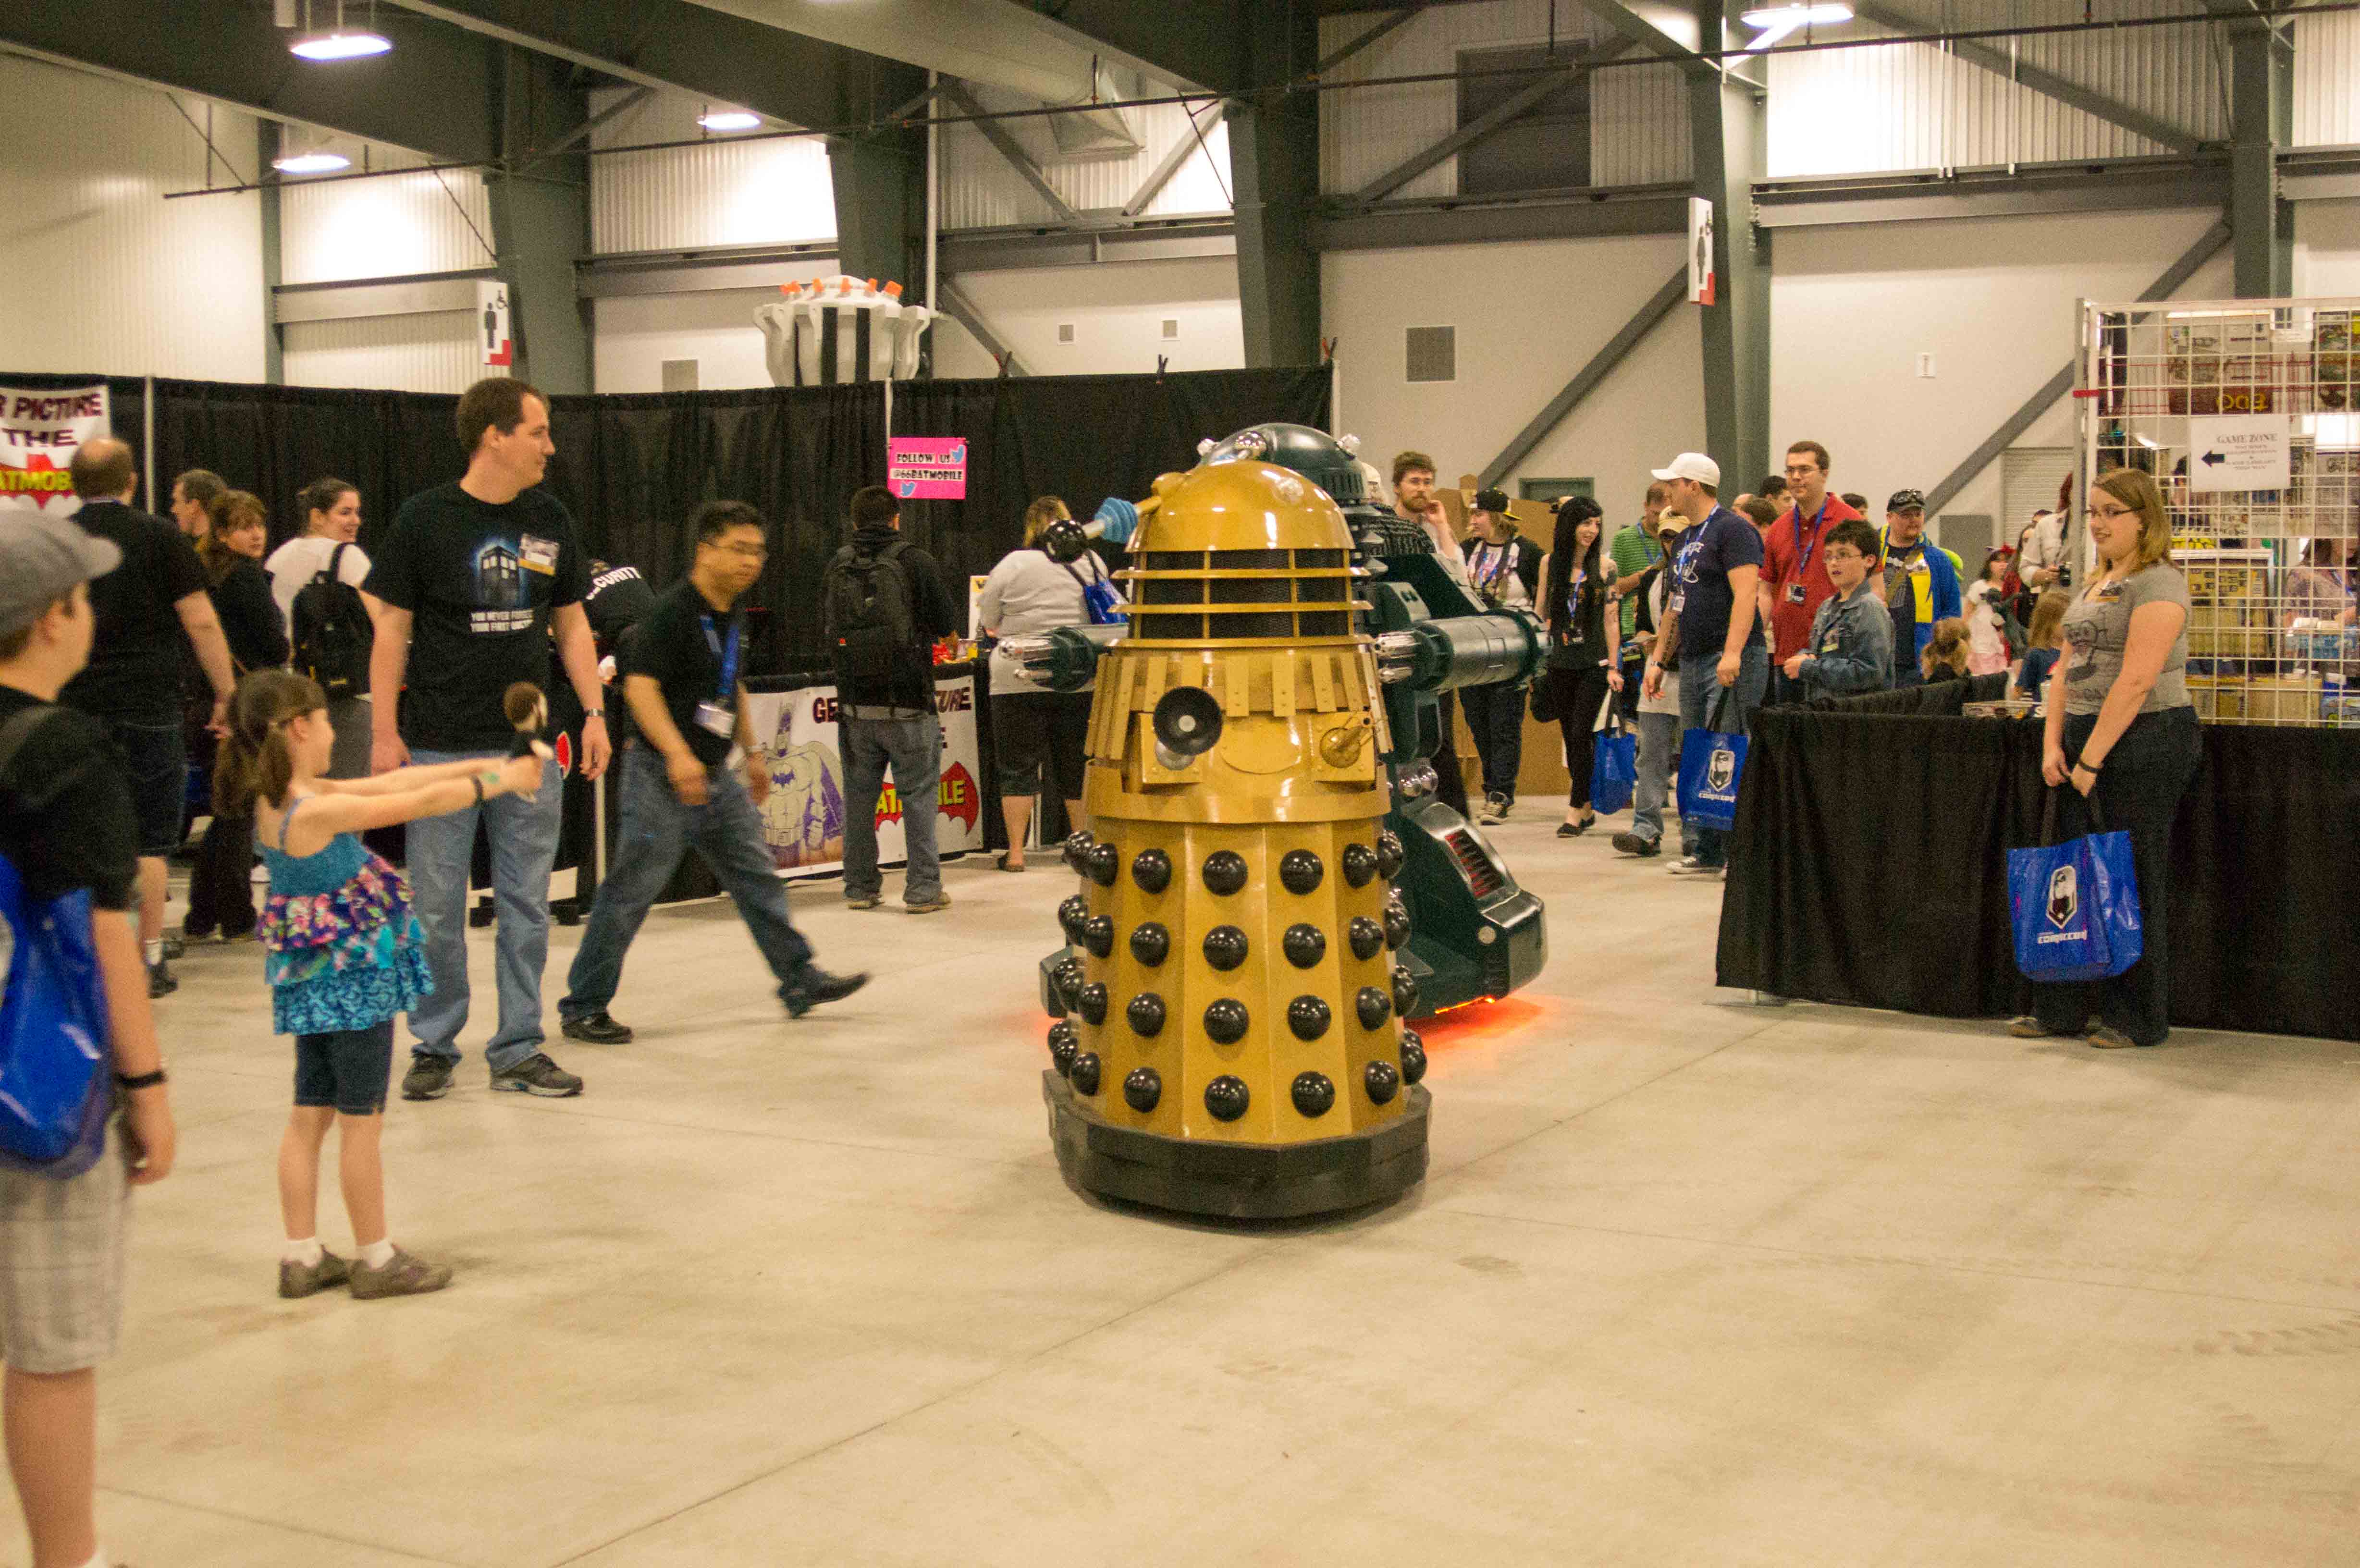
[1004, 426, 1547, 1218]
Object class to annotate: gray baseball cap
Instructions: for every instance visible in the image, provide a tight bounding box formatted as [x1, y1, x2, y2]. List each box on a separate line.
[0, 513, 120, 641]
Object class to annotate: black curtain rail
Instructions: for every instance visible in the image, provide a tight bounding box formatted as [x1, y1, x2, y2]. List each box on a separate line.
[154, 0, 2360, 200]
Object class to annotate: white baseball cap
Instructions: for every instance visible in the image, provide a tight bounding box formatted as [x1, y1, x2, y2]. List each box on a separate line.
[1651, 452, 1720, 488]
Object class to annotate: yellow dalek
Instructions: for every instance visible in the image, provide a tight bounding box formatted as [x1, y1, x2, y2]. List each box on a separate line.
[1009, 457, 1428, 1217]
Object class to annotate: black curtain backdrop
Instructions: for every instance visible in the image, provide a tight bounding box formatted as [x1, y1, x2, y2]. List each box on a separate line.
[1719, 682, 2360, 1043]
[8, 366, 1330, 675]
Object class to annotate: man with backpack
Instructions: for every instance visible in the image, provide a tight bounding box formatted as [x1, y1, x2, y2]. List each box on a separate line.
[826, 485, 959, 913]
[0, 514, 177, 1568]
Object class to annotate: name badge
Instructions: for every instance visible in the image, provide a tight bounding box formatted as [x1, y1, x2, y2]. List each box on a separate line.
[1668, 591, 1685, 613]
[694, 701, 735, 738]
[1820, 634, 1840, 653]
[1785, 583, 1807, 605]
[519, 534, 561, 576]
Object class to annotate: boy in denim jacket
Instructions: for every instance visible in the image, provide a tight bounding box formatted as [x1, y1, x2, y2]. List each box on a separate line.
[1783, 518, 1893, 700]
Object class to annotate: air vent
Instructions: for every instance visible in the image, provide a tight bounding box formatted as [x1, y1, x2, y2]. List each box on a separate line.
[661, 358, 700, 392]
[1162, 318, 1179, 340]
[1405, 325, 1455, 384]
[1057, 323, 1076, 343]
[1442, 829, 1505, 898]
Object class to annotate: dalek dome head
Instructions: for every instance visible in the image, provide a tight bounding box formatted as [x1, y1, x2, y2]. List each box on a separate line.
[1141, 457, 1356, 556]
[1199, 424, 1370, 508]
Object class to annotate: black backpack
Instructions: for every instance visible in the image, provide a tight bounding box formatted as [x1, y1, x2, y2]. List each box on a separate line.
[290, 543, 374, 700]
[822, 538, 915, 694]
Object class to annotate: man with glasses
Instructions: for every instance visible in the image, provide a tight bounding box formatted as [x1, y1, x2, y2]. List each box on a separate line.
[1760, 441, 1862, 705]
[558, 501, 866, 1044]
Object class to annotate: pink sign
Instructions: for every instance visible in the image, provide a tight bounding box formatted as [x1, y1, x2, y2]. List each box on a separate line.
[888, 437, 968, 501]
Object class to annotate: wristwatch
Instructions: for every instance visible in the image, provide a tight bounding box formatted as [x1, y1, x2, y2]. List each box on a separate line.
[115, 1067, 168, 1090]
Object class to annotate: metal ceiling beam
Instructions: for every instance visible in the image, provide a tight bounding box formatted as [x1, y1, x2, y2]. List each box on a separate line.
[1921, 220, 2232, 517]
[939, 80, 1080, 226]
[1753, 158, 2233, 227]
[1480, 265, 1688, 488]
[1316, 8, 1424, 75]
[936, 279, 1030, 375]
[999, 1, 1236, 93]
[1122, 99, 1226, 217]
[1353, 35, 1636, 205]
[382, 1, 922, 133]
[1565, 0, 1701, 61]
[519, 85, 653, 170]
[1313, 186, 1690, 249]
[1848, 0, 2204, 155]
[0, 1, 499, 163]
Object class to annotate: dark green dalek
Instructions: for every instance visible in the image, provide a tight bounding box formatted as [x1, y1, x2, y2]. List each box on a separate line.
[1019, 423, 1548, 1026]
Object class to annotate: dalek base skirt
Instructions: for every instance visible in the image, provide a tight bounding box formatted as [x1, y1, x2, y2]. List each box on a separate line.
[1034, 456, 1431, 1219]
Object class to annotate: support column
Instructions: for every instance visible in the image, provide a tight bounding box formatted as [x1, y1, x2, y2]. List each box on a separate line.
[1688, 13, 1770, 490]
[258, 119, 283, 385]
[485, 46, 591, 393]
[1231, 4, 1322, 368]
[2228, 12, 2293, 298]
[828, 131, 924, 291]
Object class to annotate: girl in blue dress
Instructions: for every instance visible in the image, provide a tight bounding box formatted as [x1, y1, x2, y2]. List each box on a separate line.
[216, 670, 544, 1301]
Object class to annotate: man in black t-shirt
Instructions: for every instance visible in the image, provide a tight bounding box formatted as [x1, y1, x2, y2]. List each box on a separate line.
[0, 513, 177, 1568]
[361, 378, 612, 1102]
[59, 439, 238, 998]
[556, 502, 866, 1043]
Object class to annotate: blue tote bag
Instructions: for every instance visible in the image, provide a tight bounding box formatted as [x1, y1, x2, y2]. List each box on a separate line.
[2007, 791, 2144, 984]
[1677, 690, 1748, 831]
[1589, 713, 1637, 816]
[0, 707, 116, 1179]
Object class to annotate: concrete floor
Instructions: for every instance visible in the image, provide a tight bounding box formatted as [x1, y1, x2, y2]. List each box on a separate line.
[66, 814, 2360, 1566]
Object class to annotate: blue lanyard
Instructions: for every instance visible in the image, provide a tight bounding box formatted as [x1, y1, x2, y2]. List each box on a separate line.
[1790, 496, 1829, 578]
[700, 612, 742, 702]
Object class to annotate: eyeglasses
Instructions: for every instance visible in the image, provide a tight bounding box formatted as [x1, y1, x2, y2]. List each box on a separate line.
[2089, 503, 2137, 520]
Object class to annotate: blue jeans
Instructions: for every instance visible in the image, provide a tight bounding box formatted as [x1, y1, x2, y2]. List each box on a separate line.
[840, 713, 943, 905]
[562, 746, 813, 1018]
[403, 748, 562, 1071]
[1676, 642, 1769, 867]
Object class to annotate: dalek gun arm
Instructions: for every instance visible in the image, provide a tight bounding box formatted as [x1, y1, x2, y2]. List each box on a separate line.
[997, 623, 1126, 693]
[1374, 609, 1545, 694]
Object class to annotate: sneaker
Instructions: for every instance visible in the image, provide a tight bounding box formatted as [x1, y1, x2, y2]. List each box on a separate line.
[2087, 1025, 2150, 1049]
[147, 960, 178, 998]
[2007, 1016, 2064, 1040]
[161, 933, 186, 961]
[277, 1250, 351, 1300]
[784, 968, 870, 1018]
[906, 894, 952, 914]
[1667, 857, 1724, 878]
[348, 1247, 453, 1300]
[561, 1011, 635, 1045]
[400, 1055, 456, 1101]
[1610, 832, 1660, 858]
[490, 1053, 583, 1097]
[1477, 793, 1507, 826]
[846, 894, 882, 911]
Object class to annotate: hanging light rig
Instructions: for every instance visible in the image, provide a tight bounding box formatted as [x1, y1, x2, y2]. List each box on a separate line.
[289, 0, 392, 60]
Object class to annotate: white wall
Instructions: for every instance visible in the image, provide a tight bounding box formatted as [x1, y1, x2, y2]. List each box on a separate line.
[594, 287, 801, 392]
[281, 161, 493, 285]
[1770, 208, 2233, 529]
[933, 257, 1243, 379]
[589, 87, 836, 256]
[283, 310, 481, 394]
[0, 55, 264, 381]
[2298, 199, 2360, 297]
[1324, 232, 1699, 531]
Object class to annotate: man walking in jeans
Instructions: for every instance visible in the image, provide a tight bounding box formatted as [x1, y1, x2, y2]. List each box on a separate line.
[827, 485, 958, 913]
[1640, 452, 1766, 879]
[557, 502, 866, 1044]
[363, 378, 612, 1100]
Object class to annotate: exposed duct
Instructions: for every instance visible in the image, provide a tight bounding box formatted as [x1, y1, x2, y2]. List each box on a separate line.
[679, 0, 1106, 103]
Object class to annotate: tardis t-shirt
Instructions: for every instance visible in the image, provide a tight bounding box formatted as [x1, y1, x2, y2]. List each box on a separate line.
[362, 482, 588, 752]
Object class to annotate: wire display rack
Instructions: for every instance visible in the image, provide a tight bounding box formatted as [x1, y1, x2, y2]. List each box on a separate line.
[2076, 295, 2360, 727]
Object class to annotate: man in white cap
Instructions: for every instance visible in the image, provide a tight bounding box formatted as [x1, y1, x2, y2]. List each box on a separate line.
[0, 514, 178, 1568]
[1641, 452, 1766, 877]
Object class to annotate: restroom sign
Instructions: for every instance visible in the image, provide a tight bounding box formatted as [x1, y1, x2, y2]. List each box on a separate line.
[478, 281, 513, 368]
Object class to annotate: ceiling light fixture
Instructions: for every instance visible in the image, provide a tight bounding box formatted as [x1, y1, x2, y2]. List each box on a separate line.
[1740, 3, 1853, 50]
[289, 0, 391, 61]
[272, 150, 353, 175]
[698, 109, 762, 133]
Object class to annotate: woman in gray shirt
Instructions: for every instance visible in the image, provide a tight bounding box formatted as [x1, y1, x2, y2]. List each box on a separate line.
[2013, 468, 2200, 1050]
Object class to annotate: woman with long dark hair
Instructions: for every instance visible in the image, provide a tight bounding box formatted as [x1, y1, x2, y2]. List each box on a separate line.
[186, 490, 289, 942]
[1536, 495, 1622, 836]
[264, 478, 374, 780]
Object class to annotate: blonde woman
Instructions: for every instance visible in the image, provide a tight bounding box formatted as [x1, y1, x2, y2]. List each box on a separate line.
[2012, 468, 2198, 1051]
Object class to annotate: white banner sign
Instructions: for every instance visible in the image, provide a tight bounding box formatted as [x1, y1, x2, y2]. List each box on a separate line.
[0, 384, 110, 516]
[744, 673, 983, 879]
[2188, 414, 2290, 492]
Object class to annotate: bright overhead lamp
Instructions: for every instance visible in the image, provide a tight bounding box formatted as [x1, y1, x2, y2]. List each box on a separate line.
[698, 110, 762, 133]
[272, 150, 353, 175]
[290, 29, 390, 59]
[1740, 3, 1853, 49]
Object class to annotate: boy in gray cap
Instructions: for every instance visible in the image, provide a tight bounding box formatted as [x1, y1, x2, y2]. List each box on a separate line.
[0, 514, 178, 1568]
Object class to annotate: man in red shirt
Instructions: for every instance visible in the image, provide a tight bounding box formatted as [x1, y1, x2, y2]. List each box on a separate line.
[1760, 440, 1862, 704]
